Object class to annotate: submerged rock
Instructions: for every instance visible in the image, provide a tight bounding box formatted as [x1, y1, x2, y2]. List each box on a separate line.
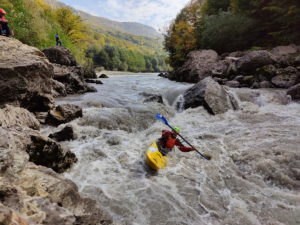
[141, 93, 164, 104]
[99, 74, 109, 78]
[183, 77, 239, 114]
[49, 125, 75, 142]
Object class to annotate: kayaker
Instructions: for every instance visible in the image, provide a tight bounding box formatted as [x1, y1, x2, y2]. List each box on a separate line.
[157, 127, 195, 156]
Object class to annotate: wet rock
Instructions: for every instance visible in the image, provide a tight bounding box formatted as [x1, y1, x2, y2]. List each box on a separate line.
[287, 83, 300, 100]
[271, 66, 299, 88]
[86, 79, 103, 84]
[83, 68, 97, 78]
[0, 105, 40, 130]
[0, 36, 54, 110]
[175, 50, 219, 83]
[225, 80, 240, 88]
[26, 135, 77, 173]
[236, 50, 276, 72]
[141, 93, 164, 104]
[183, 77, 239, 114]
[49, 125, 75, 142]
[46, 104, 83, 126]
[42, 46, 77, 66]
[99, 74, 109, 78]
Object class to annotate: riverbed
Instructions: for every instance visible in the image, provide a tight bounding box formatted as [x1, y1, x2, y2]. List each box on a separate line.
[51, 74, 300, 225]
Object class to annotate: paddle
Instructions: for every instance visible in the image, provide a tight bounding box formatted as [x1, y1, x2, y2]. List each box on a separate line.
[155, 113, 211, 160]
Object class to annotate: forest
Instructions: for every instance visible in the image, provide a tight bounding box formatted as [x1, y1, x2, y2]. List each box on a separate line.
[0, 0, 168, 72]
[165, 0, 300, 69]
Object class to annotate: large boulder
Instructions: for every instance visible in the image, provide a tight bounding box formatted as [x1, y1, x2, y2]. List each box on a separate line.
[26, 135, 77, 173]
[46, 104, 83, 126]
[0, 36, 54, 111]
[175, 50, 219, 83]
[183, 77, 239, 115]
[287, 83, 300, 100]
[42, 47, 77, 66]
[236, 50, 276, 72]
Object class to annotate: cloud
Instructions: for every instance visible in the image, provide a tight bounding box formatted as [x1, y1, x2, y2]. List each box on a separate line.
[67, 0, 191, 30]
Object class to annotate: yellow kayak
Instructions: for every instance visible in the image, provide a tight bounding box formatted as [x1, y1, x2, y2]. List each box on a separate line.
[145, 141, 168, 170]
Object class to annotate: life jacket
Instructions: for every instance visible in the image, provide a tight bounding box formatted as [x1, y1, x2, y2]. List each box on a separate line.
[166, 136, 176, 148]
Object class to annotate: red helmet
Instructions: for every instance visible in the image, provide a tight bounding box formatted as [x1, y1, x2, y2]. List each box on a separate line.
[0, 9, 7, 15]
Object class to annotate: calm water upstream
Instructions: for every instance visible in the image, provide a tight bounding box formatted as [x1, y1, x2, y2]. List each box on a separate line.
[49, 73, 300, 225]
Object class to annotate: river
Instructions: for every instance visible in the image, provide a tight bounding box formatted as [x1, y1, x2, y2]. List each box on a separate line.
[50, 74, 300, 225]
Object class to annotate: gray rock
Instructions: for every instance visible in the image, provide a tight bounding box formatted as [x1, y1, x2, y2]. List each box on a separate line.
[287, 83, 300, 100]
[183, 77, 239, 115]
[175, 50, 219, 83]
[46, 104, 83, 126]
[42, 46, 77, 66]
[236, 50, 276, 72]
[271, 66, 299, 88]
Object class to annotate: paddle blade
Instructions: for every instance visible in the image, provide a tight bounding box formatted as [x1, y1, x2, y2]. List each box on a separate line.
[155, 113, 169, 125]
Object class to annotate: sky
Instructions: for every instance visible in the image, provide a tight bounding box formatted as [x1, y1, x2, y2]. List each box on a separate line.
[58, 0, 191, 31]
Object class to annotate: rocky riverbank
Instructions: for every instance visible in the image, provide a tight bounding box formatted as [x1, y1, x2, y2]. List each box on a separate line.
[161, 45, 300, 101]
[0, 36, 112, 224]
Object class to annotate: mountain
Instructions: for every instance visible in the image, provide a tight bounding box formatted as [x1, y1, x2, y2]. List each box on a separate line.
[45, 0, 162, 39]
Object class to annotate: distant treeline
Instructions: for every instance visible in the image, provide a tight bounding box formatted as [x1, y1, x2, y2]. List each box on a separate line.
[165, 0, 300, 69]
[0, 0, 167, 71]
[86, 45, 168, 72]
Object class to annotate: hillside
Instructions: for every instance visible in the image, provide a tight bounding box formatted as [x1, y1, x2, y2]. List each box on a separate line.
[1, 0, 167, 72]
[45, 0, 162, 40]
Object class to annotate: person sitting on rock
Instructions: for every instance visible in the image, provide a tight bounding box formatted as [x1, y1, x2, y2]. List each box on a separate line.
[55, 33, 62, 46]
[0, 9, 12, 37]
[157, 127, 195, 156]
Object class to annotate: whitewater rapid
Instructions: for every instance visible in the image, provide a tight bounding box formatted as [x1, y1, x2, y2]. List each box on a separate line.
[51, 74, 299, 225]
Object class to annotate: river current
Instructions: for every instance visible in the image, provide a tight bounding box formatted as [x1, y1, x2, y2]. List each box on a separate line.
[50, 74, 299, 225]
